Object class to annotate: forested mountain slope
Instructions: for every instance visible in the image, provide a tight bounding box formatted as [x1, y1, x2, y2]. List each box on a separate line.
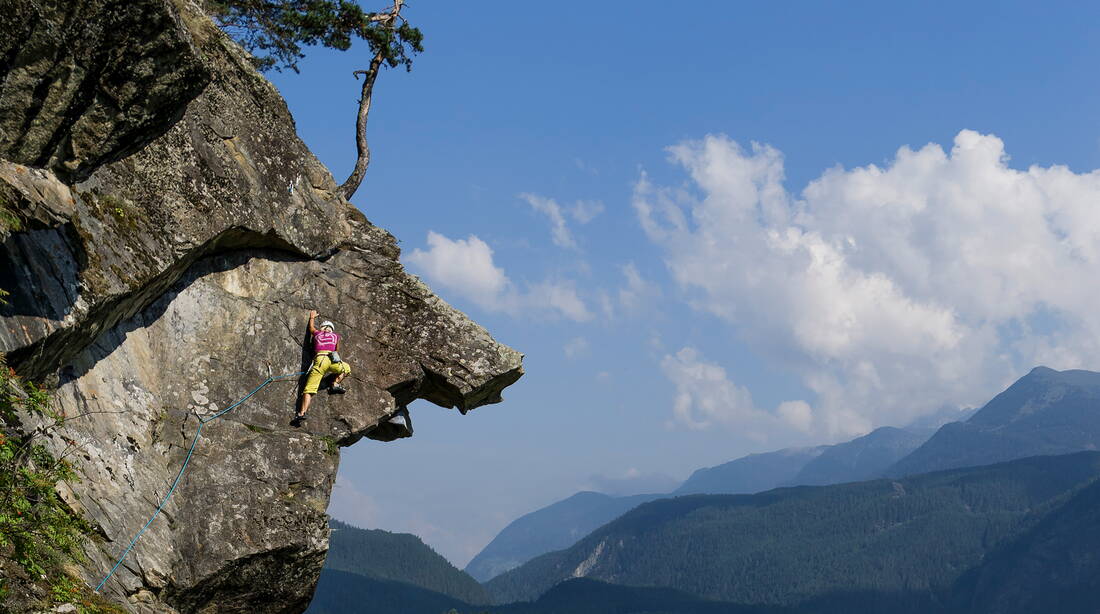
[492, 578, 795, 614]
[306, 570, 472, 614]
[485, 452, 1100, 610]
[947, 471, 1100, 614]
[318, 520, 489, 605]
[465, 492, 663, 582]
[470, 424, 934, 583]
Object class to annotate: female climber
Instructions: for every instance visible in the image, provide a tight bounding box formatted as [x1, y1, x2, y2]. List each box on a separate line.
[293, 309, 350, 426]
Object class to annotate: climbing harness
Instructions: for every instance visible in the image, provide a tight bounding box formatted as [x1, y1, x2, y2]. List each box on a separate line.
[95, 371, 304, 592]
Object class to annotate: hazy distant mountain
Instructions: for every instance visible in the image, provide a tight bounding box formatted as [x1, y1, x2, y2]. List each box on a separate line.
[469, 426, 936, 582]
[485, 453, 1100, 610]
[903, 404, 977, 430]
[888, 367, 1100, 477]
[789, 426, 931, 486]
[464, 491, 662, 582]
[467, 446, 830, 582]
[674, 446, 828, 495]
[307, 519, 489, 611]
[586, 471, 682, 496]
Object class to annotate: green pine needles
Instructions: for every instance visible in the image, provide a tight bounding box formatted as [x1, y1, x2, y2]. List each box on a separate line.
[203, 0, 423, 73]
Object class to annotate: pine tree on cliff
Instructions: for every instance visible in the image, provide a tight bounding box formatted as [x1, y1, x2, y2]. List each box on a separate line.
[203, 0, 423, 199]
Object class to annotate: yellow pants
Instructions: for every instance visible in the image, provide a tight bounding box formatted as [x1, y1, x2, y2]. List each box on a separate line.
[303, 354, 351, 395]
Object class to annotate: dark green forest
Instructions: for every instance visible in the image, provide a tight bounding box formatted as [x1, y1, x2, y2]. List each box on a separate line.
[307, 569, 474, 614]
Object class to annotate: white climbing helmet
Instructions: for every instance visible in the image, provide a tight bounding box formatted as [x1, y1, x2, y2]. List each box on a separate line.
[320, 320, 335, 331]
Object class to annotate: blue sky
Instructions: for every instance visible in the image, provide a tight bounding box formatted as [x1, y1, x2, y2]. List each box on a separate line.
[269, 1, 1100, 565]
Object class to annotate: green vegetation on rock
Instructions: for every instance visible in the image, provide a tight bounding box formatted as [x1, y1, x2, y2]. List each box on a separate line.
[0, 361, 120, 614]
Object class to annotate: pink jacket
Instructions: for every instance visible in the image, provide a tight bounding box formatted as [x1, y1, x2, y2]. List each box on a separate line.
[313, 331, 340, 353]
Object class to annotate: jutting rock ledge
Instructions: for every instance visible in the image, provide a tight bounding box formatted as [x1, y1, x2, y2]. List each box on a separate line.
[0, 1, 524, 612]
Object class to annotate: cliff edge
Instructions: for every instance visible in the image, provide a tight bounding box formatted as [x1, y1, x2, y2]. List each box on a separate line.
[0, 1, 523, 612]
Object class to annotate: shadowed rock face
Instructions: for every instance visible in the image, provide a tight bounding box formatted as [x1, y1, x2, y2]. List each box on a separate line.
[0, 1, 523, 612]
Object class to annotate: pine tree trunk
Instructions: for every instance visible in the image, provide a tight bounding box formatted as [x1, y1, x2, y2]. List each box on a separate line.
[336, 49, 385, 201]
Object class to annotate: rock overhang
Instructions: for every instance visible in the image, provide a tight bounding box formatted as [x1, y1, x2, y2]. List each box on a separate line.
[0, 0, 523, 611]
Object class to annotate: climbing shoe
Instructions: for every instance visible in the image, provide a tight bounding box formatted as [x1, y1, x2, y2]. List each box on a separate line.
[291, 413, 306, 427]
[330, 384, 347, 394]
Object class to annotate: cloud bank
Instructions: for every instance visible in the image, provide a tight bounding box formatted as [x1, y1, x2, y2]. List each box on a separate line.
[638, 130, 1100, 438]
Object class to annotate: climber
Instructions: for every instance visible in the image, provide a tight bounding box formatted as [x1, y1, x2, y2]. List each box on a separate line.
[293, 310, 351, 426]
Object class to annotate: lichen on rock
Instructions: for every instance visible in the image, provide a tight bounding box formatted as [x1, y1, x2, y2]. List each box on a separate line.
[0, 1, 523, 612]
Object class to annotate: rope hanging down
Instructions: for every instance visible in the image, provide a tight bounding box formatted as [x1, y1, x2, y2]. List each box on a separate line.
[95, 371, 305, 592]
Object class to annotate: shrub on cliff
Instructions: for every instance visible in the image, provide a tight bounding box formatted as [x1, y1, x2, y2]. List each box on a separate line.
[0, 363, 119, 613]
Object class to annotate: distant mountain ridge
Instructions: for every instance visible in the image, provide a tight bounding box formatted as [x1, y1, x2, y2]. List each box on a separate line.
[674, 446, 828, 495]
[469, 422, 942, 582]
[307, 519, 489, 612]
[485, 452, 1100, 609]
[790, 426, 931, 486]
[312, 470, 1100, 614]
[471, 366, 1100, 589]
[464, 491, 663, 582]
[888, 366, 1100, 476]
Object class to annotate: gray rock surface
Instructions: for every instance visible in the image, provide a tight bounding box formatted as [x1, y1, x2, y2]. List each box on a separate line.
[0, 1, 523, 612]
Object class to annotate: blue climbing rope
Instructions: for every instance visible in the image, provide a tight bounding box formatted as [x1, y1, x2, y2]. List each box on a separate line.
[95, 371, 304, 592]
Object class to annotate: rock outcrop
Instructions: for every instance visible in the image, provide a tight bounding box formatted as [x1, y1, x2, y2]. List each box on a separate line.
[0, 1, 523, 612]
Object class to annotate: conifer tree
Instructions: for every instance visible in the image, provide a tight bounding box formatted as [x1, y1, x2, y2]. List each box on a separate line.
[204, 1, 423, 199]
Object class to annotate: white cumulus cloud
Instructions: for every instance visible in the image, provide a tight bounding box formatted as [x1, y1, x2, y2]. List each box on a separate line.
[406, 231, 592, 321]
[405, 232, 507, 311]
[661, 347, 811, 444]
[638, 130, 1100, 439]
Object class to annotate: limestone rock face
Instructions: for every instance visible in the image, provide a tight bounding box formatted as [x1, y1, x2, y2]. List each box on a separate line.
[0, 1, 523, 612]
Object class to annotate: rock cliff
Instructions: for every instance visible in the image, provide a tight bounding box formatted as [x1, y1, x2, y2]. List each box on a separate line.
[0, 1, 523, 612]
